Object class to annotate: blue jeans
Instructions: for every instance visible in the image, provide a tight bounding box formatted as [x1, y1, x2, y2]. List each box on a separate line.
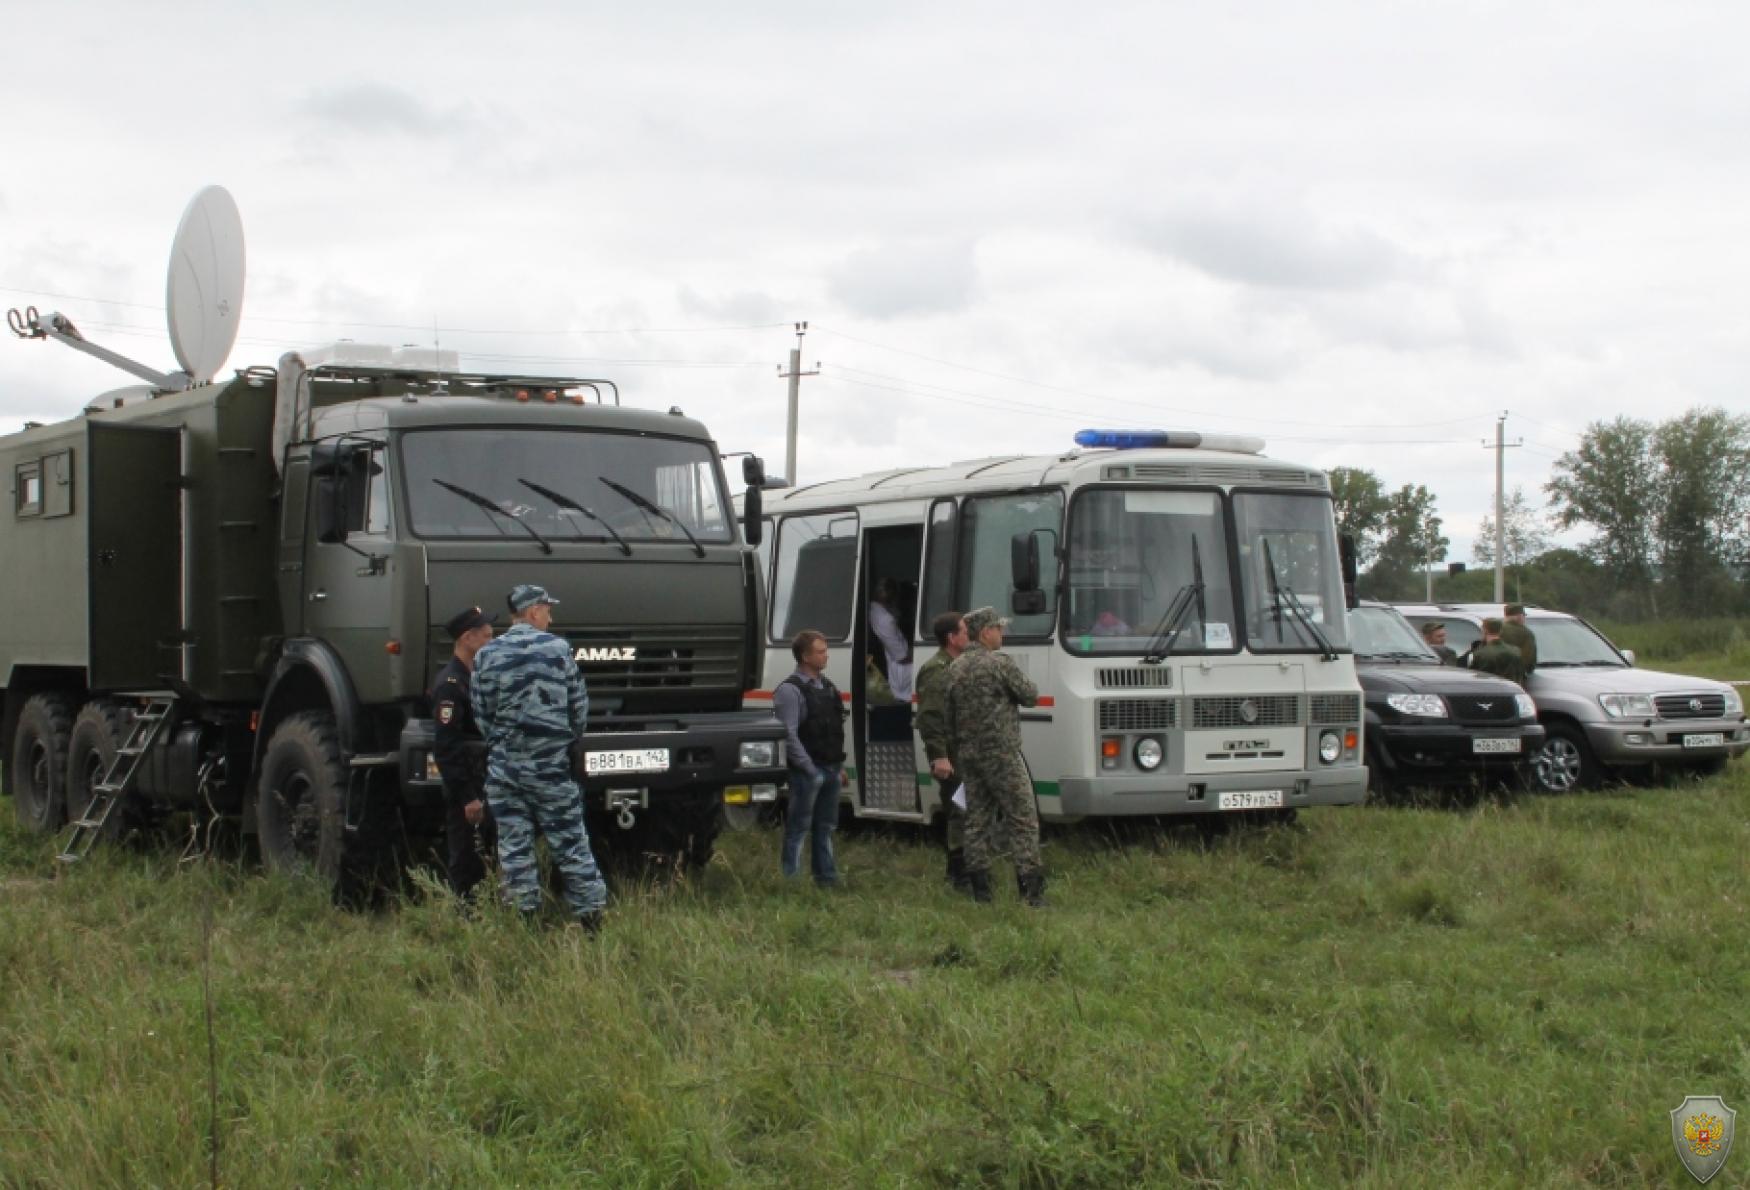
[782, 765, 842, 885]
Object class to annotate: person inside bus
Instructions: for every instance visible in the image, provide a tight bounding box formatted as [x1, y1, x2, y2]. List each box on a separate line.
[869, 578, 914, 700]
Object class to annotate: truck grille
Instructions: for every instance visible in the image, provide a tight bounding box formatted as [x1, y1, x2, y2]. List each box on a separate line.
[1098, 699, 1176, 731]
[1656, 693, 1726, 719]
[568, 626, 744, 715]
[1309, 694, 1360, 724]
[1448, 694, 1520, 722]
[1192, 695, 1300, 729]
[1097, 667, 1173, 689]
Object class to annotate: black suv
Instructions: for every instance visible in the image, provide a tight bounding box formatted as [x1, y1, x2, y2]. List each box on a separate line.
[1352, 603, 1545, 792]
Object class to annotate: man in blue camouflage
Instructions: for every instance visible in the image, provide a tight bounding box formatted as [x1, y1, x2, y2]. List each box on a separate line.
[471, 583, 609, 930]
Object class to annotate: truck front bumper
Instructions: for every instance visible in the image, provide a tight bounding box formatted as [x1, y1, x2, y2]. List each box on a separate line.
[1583, 716, 1750, 766]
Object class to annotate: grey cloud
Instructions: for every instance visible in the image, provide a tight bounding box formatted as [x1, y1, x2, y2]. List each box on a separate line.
[826, 240, 979, 320]
[676, 287, 785, 326]
[1136, 205, 1416, 293]
[297, 84, 470, 137]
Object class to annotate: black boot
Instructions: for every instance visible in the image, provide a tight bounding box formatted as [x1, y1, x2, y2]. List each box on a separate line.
[1017, 869, 1047, 908]
[946, 848, 970, 892]
[965, 868, 993, 904]
[573, 911, 604, 936]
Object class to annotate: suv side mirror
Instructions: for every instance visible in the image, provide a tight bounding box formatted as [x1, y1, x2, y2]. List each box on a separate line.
[1621, 648, 1636, 666]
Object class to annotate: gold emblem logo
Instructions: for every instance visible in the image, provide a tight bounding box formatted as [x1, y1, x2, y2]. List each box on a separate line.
[1671, 1095, 1736, 1183]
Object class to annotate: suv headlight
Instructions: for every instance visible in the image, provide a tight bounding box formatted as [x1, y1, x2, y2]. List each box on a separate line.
[1385, 693, 1447, 717]
[1514, 694, 1536, 719]
[1598, 693, 1656, 718]
[1725, 688, 1744, 716]
[738, 740, 777, 768]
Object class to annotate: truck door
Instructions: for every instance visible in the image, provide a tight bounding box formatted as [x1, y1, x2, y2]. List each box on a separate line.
[86, 421, 184, 691]
[301, 441, 398, 704]
[854, 523, 927, 821]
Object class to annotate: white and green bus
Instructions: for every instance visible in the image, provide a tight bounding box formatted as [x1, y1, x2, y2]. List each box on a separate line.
[744, 430, 1367, 825]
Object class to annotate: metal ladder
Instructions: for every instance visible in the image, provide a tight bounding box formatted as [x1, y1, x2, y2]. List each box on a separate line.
[58, 696, 178, 864]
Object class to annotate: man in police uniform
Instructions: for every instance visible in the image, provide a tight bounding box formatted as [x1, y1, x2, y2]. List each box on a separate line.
[945, 606, 1045, 906]
[430, 605, 498, 900]
[471, 584, 609, 930]
[914, 609, 970, 891]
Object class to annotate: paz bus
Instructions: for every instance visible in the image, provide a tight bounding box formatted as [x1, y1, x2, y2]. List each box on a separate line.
[742, 429, 1368, 826]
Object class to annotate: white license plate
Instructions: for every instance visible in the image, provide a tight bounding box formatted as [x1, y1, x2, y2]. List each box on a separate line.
[585, 748, 670, 775]
[1472, 737, 1521, 754]
[1219, 789, 1284, 811]
[1683, 733, 1725, 749]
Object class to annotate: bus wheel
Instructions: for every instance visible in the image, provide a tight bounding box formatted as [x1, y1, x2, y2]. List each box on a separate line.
[11, 693, 74, 833]
[65, 700, 136, 843]
[257, 711, 348, 887]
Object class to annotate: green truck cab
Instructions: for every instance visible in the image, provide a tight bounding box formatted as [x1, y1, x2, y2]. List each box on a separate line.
[1, 343, 784, 885]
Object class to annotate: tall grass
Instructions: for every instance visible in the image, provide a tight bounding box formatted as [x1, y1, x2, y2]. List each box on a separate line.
[1593, 617, 1750, 680]
[2, 763, 1748, 1185]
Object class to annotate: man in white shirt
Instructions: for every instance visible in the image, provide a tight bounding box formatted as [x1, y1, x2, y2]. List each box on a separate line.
[868, 578, 914, 701]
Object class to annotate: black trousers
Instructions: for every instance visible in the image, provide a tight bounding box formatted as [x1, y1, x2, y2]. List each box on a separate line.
[445, 794, 498, 900]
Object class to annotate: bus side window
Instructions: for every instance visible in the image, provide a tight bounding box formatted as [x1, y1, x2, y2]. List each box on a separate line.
[919, 498, 957, 632]
[957, 491, 1062, 637]
[772, 512, 858, 641]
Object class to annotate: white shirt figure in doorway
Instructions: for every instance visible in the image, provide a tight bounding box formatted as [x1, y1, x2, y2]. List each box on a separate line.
[868, 578, 915, 701]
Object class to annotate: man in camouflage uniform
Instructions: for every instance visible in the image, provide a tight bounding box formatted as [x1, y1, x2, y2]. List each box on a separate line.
[1464, 617, 1528, 685]
[1500, 602, 1538, 675]
[914, 609, 971, 891]
[945, 606, 1045, 906]
[471, 583, 609, 930]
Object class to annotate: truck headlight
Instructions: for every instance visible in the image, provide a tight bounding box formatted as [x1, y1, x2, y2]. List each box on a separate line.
[1134, 737, 1164, 770]
[1598, 693, 1655, 718]
[738, 740, 777, 769]
[1514, 694, 1536, 719]
[1385, 693, 1447, 717]
[1319, 730, 1342, 764]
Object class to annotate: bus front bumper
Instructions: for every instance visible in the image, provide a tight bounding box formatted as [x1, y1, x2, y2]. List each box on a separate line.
[1051, 766, 1367, 818]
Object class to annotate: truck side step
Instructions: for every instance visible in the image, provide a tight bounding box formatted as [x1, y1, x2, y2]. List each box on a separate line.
[57, 695, 178, 864]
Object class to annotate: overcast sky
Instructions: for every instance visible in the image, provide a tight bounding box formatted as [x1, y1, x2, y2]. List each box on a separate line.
[4, 1, 1747, 562]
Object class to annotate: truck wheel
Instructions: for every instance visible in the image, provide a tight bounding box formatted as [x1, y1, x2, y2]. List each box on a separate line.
[1532, 722, 1603, 793]
[256, 711, 348, 886]
[65, 700, 136, 842]
[10, 693, 74, 833]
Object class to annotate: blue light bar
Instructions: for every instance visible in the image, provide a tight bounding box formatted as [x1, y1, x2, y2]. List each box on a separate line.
[1074, 428, 1267, 455]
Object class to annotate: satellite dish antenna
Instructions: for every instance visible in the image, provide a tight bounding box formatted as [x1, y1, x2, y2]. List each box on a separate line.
[165, 185, 246, 384]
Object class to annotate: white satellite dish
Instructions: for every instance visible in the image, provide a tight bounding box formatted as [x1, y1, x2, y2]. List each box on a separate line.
[165, 185, 246, 384]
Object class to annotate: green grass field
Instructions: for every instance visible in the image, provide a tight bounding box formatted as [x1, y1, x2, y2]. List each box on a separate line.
[4, 761, 1748, 1187]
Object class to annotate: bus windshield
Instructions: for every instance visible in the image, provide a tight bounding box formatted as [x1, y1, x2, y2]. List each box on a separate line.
[400, 428, 732, 545]
[1232, 491, 1350, 652]
[1064, 489, 1239, 655]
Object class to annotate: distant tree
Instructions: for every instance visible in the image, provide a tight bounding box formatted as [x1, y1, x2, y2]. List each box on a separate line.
[1328, 466, 1390, 567]
[1652, 408, 1750, 613]
[1360, 484, 1446, 601]
[1546, 417, 1659, 613]
[1473, 486, 1553, 569]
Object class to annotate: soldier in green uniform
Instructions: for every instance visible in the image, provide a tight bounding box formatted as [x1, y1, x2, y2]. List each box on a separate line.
[1465, 617, 1527, 685]
[1500, 603, 1537, 675]
[945, 606, 1045, 906]
[914, 610, 970, 891]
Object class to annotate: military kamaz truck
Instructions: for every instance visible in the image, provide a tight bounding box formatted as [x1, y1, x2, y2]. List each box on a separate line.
[0, 332, 786, 885]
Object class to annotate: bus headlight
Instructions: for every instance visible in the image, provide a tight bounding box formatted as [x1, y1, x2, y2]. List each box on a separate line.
[1134, 738, 1164, 770]
[1318, 731, 1342, 764]
[738, 741, 777, 769]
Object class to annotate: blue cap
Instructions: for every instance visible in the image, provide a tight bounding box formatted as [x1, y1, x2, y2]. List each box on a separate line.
[508, 584, 560, 613]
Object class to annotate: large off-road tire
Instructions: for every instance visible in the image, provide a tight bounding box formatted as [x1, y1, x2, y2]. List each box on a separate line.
[1531, 722, 1604, 793]
[257, 711, 373, 895]
[11, 694, 75, 833]
[65, 700, 136, 843]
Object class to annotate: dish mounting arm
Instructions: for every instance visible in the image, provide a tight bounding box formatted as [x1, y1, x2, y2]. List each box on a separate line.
[8, 307, 191, 392]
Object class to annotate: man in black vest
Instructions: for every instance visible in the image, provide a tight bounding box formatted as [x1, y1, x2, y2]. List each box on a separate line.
[772, 628, 846, 886]
[429, 605, 498, 900]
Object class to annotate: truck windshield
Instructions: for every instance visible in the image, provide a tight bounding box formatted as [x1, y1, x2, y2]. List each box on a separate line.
[1064, 489, 1238, 654]
[400, 429, 732, 544]
[1232, 492, 1351, 652]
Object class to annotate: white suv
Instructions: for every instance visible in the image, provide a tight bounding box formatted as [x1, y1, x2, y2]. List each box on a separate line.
[1396, 603, 1747, 792]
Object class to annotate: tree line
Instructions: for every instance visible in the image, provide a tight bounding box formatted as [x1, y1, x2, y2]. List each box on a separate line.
[1329, 407, 1749, 619]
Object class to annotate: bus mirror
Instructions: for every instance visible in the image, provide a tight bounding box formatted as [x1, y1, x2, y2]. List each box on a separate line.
[1339, 533, 1359, 609]
[313, 474, 349, 544]
[744, 485, 763, 546]
[1012, 589, 1047, 616]
[1011, 531, 1041, 592]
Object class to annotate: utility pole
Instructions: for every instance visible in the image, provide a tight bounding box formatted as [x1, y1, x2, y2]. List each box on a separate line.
[1483, 412, 1523, 603]
[1425, 521, 1436, 602]
[778, 322, 818, 485]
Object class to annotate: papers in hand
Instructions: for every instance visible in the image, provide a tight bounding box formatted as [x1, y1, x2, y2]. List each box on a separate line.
[950, 783, 966, 811]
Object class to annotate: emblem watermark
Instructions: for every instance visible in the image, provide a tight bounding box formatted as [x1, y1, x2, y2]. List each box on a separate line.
[1671, 1095, 1736, 1184]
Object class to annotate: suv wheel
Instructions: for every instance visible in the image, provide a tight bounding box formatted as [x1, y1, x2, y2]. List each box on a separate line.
[1532, 722, 1602, 793]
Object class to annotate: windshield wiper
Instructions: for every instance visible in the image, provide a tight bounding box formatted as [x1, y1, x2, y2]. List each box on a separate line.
[433, 478, 553, 555]
[1142, 534, 1208, 664]
[1262, 540, 1337, 660]
[517, 478, 632, 556]
[599, 477, 705, 557]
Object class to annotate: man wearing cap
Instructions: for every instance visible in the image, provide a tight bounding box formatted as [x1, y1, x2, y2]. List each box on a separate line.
[1500, 603, 1537, 675]
[1464, 617, 1527, 685]
[1419, 620, 1459, 666]
[471, 584, 609, 929]
[430, 605, 498, 900]
[945, 607, 1045, 906]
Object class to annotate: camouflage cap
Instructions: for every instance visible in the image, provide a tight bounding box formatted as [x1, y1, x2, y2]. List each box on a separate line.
[508, 583, 561, 613]
[444, 605, 497, 637]
[965, 606, 1010, 636]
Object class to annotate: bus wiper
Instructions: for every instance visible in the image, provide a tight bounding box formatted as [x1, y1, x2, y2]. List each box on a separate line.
[433, 478, 553, 555]
[599, 477, 705, 557]
[517, 478, 632, 557]
[1263, 539, 1337, 660]
[1142, 535, 1207, 664]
